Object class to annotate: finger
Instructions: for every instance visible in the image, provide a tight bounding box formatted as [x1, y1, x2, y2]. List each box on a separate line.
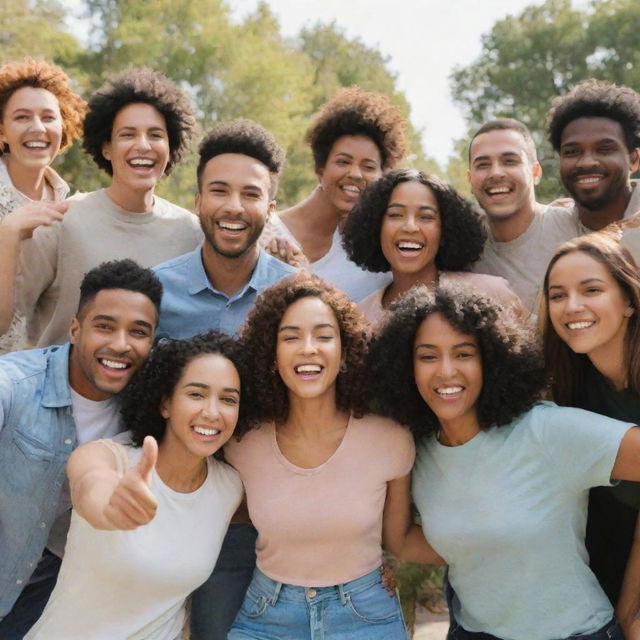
[51, 201, 69, 213]
[108, 483, 158, 524]
[104, 501, 153, 530]
[136, 436, 158, 486]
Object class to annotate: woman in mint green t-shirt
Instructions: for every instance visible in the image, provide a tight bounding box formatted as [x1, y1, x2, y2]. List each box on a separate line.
[372, 283, 640, 640]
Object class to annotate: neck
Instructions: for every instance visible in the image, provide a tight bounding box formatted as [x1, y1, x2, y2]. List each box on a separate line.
[285, 187, 340, 235]
[487, 202, 537, 243]
[283, 390, 344, 437]
[202, 242, 259, 297]
[437, 413, 481, 447]
[156, 437, 208, 493]
[105, 182, 156, 214]
[383, 266, 438, 308]
[6, 157, 48, 200]
[578, 186, 633, 231]
[589, 343, 628, 392]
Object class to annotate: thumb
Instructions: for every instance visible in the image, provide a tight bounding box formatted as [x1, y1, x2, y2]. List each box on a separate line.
[135, 436, 158, 486]
[53, 201, 69, 212]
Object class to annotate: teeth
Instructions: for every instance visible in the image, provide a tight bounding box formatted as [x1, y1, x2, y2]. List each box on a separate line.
[99, 359, 128, 369]
[576, 176, 601, 184]
[219, 221, 246, 231]
[436, 386, 463, 395]
[129, 159, 154, 167]
[398, 241, 423, 250]
[24, 141, 48, 148]
[194, 426, 221, 436]
[487, 187, 510, 194]
[342, 185, 360, 194]
[295, 364, 322, 373]
[567, 321, 595, 330]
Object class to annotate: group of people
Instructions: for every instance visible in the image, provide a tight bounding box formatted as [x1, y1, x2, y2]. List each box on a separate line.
[1, 55, 640, 640]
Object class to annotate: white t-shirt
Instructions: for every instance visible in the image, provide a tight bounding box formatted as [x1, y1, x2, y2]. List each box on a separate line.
[29, 435, 243, 640]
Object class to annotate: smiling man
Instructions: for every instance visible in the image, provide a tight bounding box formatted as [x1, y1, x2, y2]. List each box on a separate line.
[0, 68, 202, 350]
[0, 259, 161, 639]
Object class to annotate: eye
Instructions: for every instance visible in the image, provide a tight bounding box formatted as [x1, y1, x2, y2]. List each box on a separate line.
[385, 211, 403, 219]
[131, 328, 150, 338]
[548, 292, 565, 302]
[317, 334, 334, 341]
[456, 351, 474, 359]
[561, 147, 579, 158]
[418, 354, 436, 362]
[585, 286, 603, 295]
[363, 164, 378, 172]
[94, 323, 112, 330]
[281, 334, 298, 342]
[419, 213, 437, 221]
[222, 396, 238, 405]
[189, 391, 204, 399]
[474, 162, 490, 170]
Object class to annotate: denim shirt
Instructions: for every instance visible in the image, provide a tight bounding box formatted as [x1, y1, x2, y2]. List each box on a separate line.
[0, 343, 76, 619]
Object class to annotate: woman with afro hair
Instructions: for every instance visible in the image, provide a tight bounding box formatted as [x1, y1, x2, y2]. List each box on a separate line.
[342, 169, 523, 323]
[263, 87, 407, 302]
[373, 284, 640, 640]
[0, 57, 85, 353]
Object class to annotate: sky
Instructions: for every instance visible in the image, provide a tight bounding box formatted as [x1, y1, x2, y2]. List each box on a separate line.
[228, 0, 562, 165]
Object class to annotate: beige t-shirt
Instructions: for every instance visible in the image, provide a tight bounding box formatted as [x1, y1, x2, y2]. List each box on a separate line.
[15, 188, 203, 347]
[225, 414, 415, 587]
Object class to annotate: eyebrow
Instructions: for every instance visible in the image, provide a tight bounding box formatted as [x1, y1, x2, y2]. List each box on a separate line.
[335, 152, 378, 164]
[387, 201, 438, 211]
[206, 180, 262, 191]
[278, 323, 336, 332]
[183, 382, 240, 395]
[115, 125, 166, 134]
[12, 107, 57, 114]
[91, 314, 153, 330]
[548, 277, 606, 290]
[415, 341, 477, 351]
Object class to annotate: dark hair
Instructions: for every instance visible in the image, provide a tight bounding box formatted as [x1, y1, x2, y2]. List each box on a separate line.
[77, 259, 163, 320]
[342, 169, 487, 272]
[239, 272, 370, 425]
[196, 119, 284, 198]
[469, 118, 537, 163]
[541, 230, 640, 405]
[0, 57, 86, 154]
[366, 284, 546, 439]
[306, 86, 407, 171]
[82, 68, 195, 176]
[547, 79, 640, 153]
[121, 332, 255, 448]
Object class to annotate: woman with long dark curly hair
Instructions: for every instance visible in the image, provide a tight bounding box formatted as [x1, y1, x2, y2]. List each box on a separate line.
[342, 169, 523, 322]
[26, 332, 249, 639]
[542, 231, 640, 638]
[372, 284, 640, 640]
[225, 272, 413, 639]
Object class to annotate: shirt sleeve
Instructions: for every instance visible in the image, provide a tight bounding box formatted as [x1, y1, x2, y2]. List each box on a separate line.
[0, 366, 13, 436]
[532, 403, 635, 493]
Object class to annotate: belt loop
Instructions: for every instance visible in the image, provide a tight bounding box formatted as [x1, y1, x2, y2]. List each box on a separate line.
[338, 581, 348, 606]
[269, 580, 282, 605]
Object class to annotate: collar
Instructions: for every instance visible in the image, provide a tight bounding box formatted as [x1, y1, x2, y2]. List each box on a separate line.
[42, 343, 73, 408]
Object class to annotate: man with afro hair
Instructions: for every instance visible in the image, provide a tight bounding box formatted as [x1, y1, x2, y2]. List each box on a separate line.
[0, 67, 202, 349]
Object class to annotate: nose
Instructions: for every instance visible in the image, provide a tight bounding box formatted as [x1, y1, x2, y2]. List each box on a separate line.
[576, 148, 598, 169]
[347, 163, 363, 182]
[564, 292, 585, 313]
[224, 191, 244, 214]
[300, 334, 318, 356]
[134, 133, 152, 152]
[202, 398, 220, 420]
[401, 213, 419, 232]
[487, 160, 505, 179]
[29, 116, 46, 133]
[109, 329, 132, 354]
[438, 354, 456, 379]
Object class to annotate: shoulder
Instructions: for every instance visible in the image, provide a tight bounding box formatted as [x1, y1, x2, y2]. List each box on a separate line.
[443, 271, 520, 305]
[153, 196, 198, 223]
[351, 413, 414, 447]
[225, 424, 273, 465]
[153, 249, 196, 277]
[208, 457, 243, 491]
[0, 346, 54, 382]
[257, 250, 297, 280]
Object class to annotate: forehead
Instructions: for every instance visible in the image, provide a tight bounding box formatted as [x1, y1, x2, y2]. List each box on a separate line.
[560, 116, 626, 146]
[280, 296, 337, 326]
[112, 102, 167, 132]
[178, 353, 240, 387]
[79, 288, 157, 324]
[549, 250, 614, 283]
[201, 153, 271, 191]
[328, 134, 382, 163]
[390, 180, 437, 204]
[469, 129, 531, 163]
[415, 312, 476, 345]
[4, 86, 60, 114]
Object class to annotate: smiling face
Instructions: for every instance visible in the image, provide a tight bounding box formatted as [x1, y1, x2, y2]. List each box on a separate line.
[468, 128, 540, 222]
[547, 250, 632, 365]
[160, 353, 240, 458]
[316, 134, 383, 214]
[559, 117, 639, 212]
[276, 296, 343, 403]
[380, 180, 441, 279]
[413, 313, 482, 432]
[0, 86, 63, 171]
[68, 289, 157, 401]
[101, 102, 170, 196]
[197, 153, 274, 259]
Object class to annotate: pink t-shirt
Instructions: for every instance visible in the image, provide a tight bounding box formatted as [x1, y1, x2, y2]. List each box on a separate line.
[225, 413, 415, 587]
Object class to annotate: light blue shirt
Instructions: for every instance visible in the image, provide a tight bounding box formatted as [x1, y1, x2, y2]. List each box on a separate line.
[154, 245, 296, 339]
[413, 402, 634, 640]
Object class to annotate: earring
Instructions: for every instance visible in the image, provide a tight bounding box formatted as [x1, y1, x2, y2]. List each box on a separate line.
[339, 362, 348, 373]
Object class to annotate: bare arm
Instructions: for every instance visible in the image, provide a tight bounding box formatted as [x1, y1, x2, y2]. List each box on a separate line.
[611, 427, 640, 482]
[382, 474, 445, 565]
[69, 436, 158, 531]
[617, 513, 640, 640]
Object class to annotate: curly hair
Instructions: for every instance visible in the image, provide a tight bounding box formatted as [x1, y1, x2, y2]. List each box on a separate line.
[121, 331, 256, 448]
[306, 86, 407, 170]
[0, 57, 86, 154]
[366, 284, 546, 439]
[547, 79, 640, 153]
[342, 169, 487, 272]
[77, 259, 163, 319]
[239, 272, 370, 426]
[197, 119, 285, 198]
[541, 230, 640, 405]
[82, 67, 195, 176]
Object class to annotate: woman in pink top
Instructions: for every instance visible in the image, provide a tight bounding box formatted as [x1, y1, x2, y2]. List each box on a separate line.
[226, 272, 414, 639]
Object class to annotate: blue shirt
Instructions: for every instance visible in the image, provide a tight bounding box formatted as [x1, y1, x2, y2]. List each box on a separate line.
[0, 343, 76, 618]
[154, 246, 296, 338]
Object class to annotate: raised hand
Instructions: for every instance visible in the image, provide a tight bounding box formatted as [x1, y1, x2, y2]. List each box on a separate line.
[266, 235, 309, 268]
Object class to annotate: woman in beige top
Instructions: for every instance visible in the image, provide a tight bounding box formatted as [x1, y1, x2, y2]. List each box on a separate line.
[342, 169, 525, 323]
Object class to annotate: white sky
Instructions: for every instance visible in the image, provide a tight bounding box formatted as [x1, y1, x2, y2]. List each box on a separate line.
[229, 0, 571, 165]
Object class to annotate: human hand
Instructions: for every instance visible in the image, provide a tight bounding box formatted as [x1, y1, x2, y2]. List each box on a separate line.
[1, 200, 68, 240]
[103, 436, 159, 530]
[266, 235, 309, 268]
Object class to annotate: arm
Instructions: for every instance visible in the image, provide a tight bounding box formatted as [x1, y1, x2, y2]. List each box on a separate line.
[265, 235, 309, 268]
[382, 474, 445, 565]
[68, 435, 158, 531]
[617, 513, 640, 640]
[611, 427, 640, 482]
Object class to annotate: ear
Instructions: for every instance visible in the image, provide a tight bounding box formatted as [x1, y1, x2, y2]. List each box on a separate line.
[0, 123, 6, 147]
[69, 317, 80, 345]
[466, 168, 471, 185]
[102, 140, 111, 161]
[315, 165, 324, 183]
[531, 161, 542, 185]
[625, 305, 635, 318]
[159, 396, 170, 420]
[194, 191, 201, 217]
[630, 148, 640, 173]
[266, 199, 276, 221]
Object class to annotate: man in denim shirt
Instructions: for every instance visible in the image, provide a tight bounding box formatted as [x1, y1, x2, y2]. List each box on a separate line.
[0, 259, 161, 638]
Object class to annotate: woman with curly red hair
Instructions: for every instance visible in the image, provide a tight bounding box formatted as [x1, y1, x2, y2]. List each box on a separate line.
[0, 57, 85, 353]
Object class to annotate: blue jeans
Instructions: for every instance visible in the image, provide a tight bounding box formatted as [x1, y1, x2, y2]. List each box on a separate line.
[228, 566, 408, 640]
[190, 523, 258, 640]
[0, 549, 61, 639]
[448, 617, 623, 640]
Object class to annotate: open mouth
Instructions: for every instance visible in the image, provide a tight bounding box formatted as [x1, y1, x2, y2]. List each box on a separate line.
[340, 184, 361, 197]
[396, 240, 424, 255]
[24, 140, 50, 149]
[294, 364, 323, 377]
[566, 320, 595, 330]
[485, 185, 512, 198]
[434, 385, 464, 397]
[217, 220, 248, 232]
[128, 158, 155, 170]
[193, 426, 221, 437]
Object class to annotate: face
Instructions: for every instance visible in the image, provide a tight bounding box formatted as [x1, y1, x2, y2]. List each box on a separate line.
[196, 153, 275, 259]
[547, 250, 632, 363]
[69, 289, 157, 401]
[276, 296, 343, 402]
[0, 87, 63, 170]
[468, 129, 541, 221]
[316, 134, 383, 214]
[559, 117, 639, 211]
[380, 180, 441, 277]
[101, 102, 170, 192]
[160, 354, 240, 458]
[413, 313, 482, 429]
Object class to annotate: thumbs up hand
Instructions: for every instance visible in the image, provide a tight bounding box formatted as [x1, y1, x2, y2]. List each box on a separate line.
[103, 436, 159, 530]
